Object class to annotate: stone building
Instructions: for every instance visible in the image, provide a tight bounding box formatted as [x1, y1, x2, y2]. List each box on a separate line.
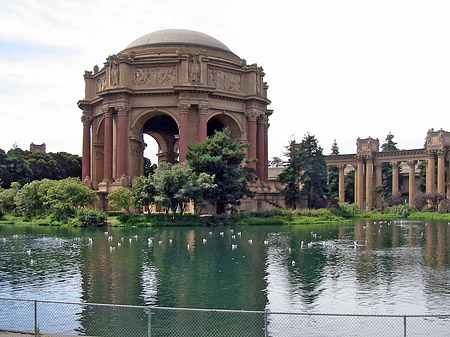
[78, 29, 272, 211]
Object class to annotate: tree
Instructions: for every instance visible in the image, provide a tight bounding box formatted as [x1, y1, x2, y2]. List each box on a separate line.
[279, 134, 328, 209]
[327, 140, 340, 200]
[0, 182, 20, 214]
[132, 175, 156, 211]
[269, 156, 284, 168]
[186, 129, 256, 213]
[14, 179, 57, 217]
[151, 162, 215, 214]
[278, 140, 302, 209]
[45, 178, 98, 219]
[143, 157, 157, 177]
[381, 132, 400, 198]
[107, 187, 134, 214]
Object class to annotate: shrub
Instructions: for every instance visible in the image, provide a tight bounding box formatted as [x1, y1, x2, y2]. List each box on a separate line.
[385, 203, 412, 218]
[72, 208, 107, 227]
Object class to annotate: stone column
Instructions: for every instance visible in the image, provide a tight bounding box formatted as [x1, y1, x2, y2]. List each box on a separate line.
[437, 150, 446, 195]
[198, 104, 208, 143]
[375, 163, 383, 209]
[264, 121, 269, 183]
[338, 165, 345, 202]
[178, 103, 190, 163]
[391, 162, 399, 196]
[246, 110, 259, 170]
[257, 116, 265, 181]
[116, 105, 129, 179]
[437, 150, 446, 211]
[366, 159, 374, 211]
[81, 114, 92, 181]
[426, 153, 436, 193]
[103, 107, 114, 182]
[408, 160, 417, 207]
[356, 159, 364, 210]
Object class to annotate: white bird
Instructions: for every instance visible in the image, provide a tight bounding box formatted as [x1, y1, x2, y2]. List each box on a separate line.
[129, 238, 133, 243]
[230, 229, 234, 233]
[231, 244, 237, 250]
[169, 239, 173, 244]
[117, 242, 121, 247]
[263, 240, 268, 245]
[88, 238, 93, 244]
[307, 242, 313, 248]
[202, 238, 207, 244]
[232, 235, 236, 239]
[26, 249, 31, 255]
[209, 231, 213, 236]
[288, 248, 292, 253]
[108, 236, 113, 241]
[187, 244, 190, 250]
[158, 240, 163, 245]
[248, 239, 253, 244]
[291, 260, 296, 266]
[238, 232, 242, 237]
[109, 246, 115, 252]
[220, 232, 224, 237]
[301, 241, 304, 248]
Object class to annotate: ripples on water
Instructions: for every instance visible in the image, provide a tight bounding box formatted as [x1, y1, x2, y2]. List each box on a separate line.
[0, 220, 449, 317]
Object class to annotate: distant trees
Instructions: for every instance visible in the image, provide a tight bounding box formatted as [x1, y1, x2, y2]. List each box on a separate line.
[0, 146, 81, 189]
[381, 132, 400, 198]
[327, 140, 340, 200]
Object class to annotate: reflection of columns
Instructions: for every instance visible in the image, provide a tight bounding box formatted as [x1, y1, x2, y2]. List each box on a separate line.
[375, 163, 382, 208]
[366, 159, 373, 211]
[81, 114, 92, 181]
[198, 104, 208, 143]
[338, 165, 345, 202]
[408, 160, 416, 207]
[257, 116, 265, 181]
[103, 108, 114, 181]
[356, 159, 364, 209]
[426, 153, 436, 193]
[391, 162, 399, 195]
[178, 103, 190, 163]
[246, 111, 259, 170]
[116, 105, 129, 179]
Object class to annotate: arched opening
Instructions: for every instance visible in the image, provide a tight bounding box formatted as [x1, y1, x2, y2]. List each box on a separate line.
[142, 114, 179, 164]
[207, 114, 241, 140]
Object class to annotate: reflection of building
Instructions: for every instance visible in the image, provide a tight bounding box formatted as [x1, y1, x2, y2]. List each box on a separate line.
[325, 129, 450, 210]
[78, 29, 272, 211]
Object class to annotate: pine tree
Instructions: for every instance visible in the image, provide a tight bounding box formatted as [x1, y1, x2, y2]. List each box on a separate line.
[327, 140, 340, 200]
[381, 132, 399, 198]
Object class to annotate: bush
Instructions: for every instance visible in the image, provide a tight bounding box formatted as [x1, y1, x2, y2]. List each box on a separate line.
[330, 202, 359, 217]
[385, 203, 412, 218]
[72, 208, 107, 227]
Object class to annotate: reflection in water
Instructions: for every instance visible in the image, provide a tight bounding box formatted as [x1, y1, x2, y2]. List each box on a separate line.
[0, 220, 449, 335]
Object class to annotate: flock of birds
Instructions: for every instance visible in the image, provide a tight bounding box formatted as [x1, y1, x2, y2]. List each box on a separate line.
[1, 220, 447, 268]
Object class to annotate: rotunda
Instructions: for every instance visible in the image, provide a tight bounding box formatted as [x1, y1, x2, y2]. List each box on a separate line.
[78, 29, 272, 210]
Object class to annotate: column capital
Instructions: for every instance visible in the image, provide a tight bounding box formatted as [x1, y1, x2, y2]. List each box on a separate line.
[199, 104, 209, 115]
[437, 149, 446, 157]
[115, 104, 130, 116]
[178, 103, 191, 114]
[102, 106, 114, 117]
[337, 164, 346, 170]
[390, 161, 399, 167]
[245, 110, 260, 122]
[81, 115, 93, 126]
[408, 160, 417, 167]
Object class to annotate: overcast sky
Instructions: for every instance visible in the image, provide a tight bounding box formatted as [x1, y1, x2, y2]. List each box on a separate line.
[1, 0, 449, 161]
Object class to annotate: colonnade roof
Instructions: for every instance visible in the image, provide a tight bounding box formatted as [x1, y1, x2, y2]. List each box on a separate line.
[126, 29, 232, 53]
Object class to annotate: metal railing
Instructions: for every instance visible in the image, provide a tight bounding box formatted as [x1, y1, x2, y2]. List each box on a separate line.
[0, 297, 449, 336]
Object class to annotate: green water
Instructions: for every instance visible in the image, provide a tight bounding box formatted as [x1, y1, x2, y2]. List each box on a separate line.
[0, 219, 449, 335]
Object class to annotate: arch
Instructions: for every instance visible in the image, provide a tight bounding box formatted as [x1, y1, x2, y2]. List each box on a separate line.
[207, 112, 243, 141]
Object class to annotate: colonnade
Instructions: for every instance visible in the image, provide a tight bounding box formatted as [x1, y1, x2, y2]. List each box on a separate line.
[327, 132, 450, 211]
[81, 102, 269, 189]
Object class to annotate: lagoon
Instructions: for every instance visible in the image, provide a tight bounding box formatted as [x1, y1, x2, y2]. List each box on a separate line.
[0, 220, 449, 334]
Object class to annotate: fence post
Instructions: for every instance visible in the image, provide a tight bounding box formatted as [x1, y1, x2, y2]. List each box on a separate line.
[148, 306, 152, 337]
[34, 300, 38, 337]
[403, 316, 407, 337]
[264, 309, 268, 337]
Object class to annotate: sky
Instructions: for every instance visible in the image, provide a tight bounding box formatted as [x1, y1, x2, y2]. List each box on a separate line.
[1, 0, 450, 162]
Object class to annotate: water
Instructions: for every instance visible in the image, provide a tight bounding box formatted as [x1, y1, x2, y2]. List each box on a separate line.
[0, 219, 449, 335]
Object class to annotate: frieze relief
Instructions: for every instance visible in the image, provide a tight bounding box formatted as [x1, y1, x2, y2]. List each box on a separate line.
[208, 68, 241, 92]
[96, 75, 106, 92]
[135, 67, 177, 87]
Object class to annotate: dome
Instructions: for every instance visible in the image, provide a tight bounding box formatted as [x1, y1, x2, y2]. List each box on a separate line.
[126, 29, 232, 52]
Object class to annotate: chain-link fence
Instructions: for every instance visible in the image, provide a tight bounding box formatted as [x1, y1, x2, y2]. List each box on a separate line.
[1, 297, 449, 336]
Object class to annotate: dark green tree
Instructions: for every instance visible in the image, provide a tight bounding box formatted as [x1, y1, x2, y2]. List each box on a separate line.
[186, 129, 256, 214]
[344, 170, 355, 203]
[143, 157, 157, 177]
[381, 132, 400, 198]
[327, 140, 340, 200]
[278, 140, 302, 209]
[279, 134, 328, 209]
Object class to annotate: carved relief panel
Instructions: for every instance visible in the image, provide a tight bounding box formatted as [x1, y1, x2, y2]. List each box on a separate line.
[207, 67, 241, 92]
[135, 66, 177, 87]
[96, 75, 106, 92]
